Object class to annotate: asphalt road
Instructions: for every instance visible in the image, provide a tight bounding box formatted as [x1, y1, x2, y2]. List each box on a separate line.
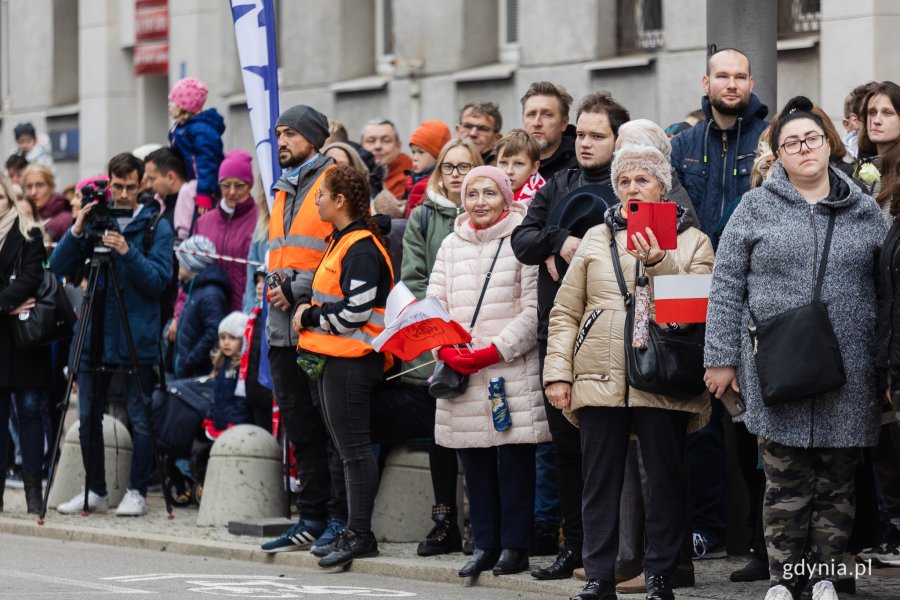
[0, 533, 556, 599]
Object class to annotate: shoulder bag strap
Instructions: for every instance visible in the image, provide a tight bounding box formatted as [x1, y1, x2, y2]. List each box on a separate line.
[469, 237, 505, 328]
[812, 209, 838, 302]
[607, 225, 633, 308]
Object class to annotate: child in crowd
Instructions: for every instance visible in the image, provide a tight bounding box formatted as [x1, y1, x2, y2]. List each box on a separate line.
[167, 77, 225, 221]
[404, 120, 451, 218]
[190, 311, 253, 498]
[495, 129, 545, 208]
[174, 235, 231, 379]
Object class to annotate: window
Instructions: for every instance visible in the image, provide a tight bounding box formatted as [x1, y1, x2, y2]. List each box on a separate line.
[617, 0, 664, 55]
[376, 0, 395, 75]
[499, 0, 520, 63]
[778, 0, 820, 37]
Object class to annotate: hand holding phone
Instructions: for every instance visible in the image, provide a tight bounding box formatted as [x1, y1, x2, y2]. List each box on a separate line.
[626, 201, 678, 251]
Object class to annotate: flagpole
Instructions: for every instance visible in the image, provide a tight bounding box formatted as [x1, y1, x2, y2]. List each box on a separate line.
[385, 359, 436, 381]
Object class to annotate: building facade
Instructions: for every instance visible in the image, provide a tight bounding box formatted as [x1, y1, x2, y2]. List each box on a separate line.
[1, 0, 898, 188]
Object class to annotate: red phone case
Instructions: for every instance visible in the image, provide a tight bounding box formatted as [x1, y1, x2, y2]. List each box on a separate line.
[626, 201, 678, 250]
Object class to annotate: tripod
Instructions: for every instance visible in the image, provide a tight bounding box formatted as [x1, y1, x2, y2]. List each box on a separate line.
[39, 241, 174, 522]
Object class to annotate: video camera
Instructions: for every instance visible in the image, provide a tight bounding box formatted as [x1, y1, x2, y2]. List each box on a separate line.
[81, 180, 133, 239]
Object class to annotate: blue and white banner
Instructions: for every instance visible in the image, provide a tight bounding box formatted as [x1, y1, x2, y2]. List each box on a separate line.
[230, 0, 280, 211]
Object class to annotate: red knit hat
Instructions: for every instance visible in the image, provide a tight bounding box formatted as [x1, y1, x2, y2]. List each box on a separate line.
[409, 120, 451, 158]
[168, 77, 208, 114]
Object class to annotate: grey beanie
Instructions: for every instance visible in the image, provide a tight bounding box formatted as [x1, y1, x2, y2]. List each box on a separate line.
[276, 105, 329, 149]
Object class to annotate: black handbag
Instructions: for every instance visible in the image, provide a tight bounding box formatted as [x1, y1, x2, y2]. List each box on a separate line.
[609, 225, 707, 399]
[9, 250, 76, 348]
[748, 210, 845, 406]
[150, 373, 214, 457]
[428, 238, 505, 399]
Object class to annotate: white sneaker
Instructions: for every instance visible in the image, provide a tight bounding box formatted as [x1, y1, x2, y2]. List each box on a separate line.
[764, 584, 794, 600]
[812, 580, 839, 600]
[57, 490, 109, 514]
[115, 489, 147, 517]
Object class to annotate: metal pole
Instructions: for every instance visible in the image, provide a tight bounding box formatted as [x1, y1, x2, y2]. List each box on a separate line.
[707, 0, 779, 114]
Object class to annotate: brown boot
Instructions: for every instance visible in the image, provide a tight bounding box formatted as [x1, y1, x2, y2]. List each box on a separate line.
[616, 571, 646, 594]
[22, 470, 43, 514]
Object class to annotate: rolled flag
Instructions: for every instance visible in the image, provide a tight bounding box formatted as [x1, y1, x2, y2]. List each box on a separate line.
[372, 282, 472, 361]
[653, 274, 712, 324]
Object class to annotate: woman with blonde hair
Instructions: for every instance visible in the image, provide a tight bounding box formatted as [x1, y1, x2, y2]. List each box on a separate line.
[21, 164, 70, 241]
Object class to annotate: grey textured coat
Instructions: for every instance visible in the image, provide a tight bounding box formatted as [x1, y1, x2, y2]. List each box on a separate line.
[704, 162, 886, 448]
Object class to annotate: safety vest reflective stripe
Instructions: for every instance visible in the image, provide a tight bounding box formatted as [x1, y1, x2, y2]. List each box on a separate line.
[268, 167, 334, 274]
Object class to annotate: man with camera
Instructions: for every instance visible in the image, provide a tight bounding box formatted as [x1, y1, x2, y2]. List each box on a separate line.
[49, 152, 174, 517]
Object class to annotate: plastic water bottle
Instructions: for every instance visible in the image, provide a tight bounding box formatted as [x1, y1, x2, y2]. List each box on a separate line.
[489, 377, 511, 432]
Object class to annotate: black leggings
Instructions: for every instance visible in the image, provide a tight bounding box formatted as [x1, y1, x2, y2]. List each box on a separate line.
[318, 352, 384, 532]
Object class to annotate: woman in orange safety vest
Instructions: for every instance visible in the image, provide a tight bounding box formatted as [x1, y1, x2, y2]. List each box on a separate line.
[291, 164, 393, 571]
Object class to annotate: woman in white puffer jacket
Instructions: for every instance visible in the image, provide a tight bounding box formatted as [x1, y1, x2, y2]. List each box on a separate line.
[427, 165, 549, 580]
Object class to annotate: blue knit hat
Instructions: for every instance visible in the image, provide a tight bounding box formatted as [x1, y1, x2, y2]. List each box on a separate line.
[177, 235, 216, 274]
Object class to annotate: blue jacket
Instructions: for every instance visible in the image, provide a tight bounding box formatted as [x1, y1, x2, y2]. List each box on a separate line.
[671, 94, 769, 246]
[175, 264, 231, 378]
[168, 108, 225, 198]
[49, 206, 174, 365]
[209, 358, 251, 430]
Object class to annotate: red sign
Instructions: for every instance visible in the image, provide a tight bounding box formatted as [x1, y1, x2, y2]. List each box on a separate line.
[134, 42, 169, 76]
[136, 6, 168, 42]
[136, 0, 166, 8]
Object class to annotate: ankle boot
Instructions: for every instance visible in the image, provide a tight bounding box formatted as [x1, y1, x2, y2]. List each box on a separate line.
[22, 470, 43, 514]
[417, 504, 462, 556]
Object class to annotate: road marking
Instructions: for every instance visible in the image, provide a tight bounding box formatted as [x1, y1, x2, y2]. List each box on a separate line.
[0, 569, 153, 594]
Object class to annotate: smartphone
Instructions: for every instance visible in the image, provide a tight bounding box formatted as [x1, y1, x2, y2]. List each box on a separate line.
[626, 201, 678, 251]
[719, 388, 746, 418]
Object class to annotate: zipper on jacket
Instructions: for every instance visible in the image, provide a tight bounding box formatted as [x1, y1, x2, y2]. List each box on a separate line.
[808, 204, 818, 300]
[719, 132, 728, 218]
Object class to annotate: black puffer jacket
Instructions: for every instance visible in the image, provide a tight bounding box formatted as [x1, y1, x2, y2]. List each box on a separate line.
[877, 218, 900, 392]
[174, 264, 231, 378]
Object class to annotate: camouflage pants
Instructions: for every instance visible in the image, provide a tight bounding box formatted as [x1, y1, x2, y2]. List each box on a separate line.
[759, 437, 857, 583]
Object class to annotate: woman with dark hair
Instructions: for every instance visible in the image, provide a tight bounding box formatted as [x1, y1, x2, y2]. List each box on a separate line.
[706, 96, 885, 600]
[858, 81, 900, 223]
[291, 164, 394, 571]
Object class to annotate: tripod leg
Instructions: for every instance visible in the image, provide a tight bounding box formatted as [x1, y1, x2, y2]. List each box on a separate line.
[40, 262, 102, 522]
[106, 266, 175, 518]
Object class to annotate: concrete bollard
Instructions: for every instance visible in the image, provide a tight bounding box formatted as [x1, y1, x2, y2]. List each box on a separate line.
[197, 424, 286, 527]
[47, 416, 133, 508]
[372, 447, 465, 542]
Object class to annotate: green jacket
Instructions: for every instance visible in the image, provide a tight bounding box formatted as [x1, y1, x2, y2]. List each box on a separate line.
[400, 191, 463, 386]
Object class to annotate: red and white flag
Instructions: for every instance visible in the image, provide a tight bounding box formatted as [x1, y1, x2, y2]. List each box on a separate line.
[372, 283, 472, 360]
[653, 274, 712, 323]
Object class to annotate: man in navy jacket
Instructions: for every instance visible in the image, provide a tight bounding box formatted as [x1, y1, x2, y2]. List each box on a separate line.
[50, 152, 173, 518]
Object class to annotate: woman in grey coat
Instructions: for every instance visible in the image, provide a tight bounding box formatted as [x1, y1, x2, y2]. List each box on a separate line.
[704, 97, 885, 600]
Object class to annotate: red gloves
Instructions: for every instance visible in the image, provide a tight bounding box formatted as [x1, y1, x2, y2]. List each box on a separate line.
[437, 345, 501, 375]
[196, 194, 213, 211]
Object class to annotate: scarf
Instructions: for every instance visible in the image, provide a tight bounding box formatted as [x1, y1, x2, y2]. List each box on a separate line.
[0, 207, 18, 248]
[513, 172, 546, 208]
[233, 305, 260, 398]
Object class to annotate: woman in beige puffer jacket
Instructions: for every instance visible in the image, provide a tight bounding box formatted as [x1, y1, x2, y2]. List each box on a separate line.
[427, 166, 549, 579]
[544, 145, 713, 600]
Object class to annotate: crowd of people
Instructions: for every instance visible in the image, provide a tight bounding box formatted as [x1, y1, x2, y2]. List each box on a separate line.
[0, 49, 898, 600]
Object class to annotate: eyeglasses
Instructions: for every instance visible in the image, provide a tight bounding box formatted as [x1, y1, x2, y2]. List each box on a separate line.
[316, 189, 334, 201]
[778, 134, 825, 155]
[458, 122, 496, 134]
[109, 183, 139, 194]
[439, 162, 473, 175]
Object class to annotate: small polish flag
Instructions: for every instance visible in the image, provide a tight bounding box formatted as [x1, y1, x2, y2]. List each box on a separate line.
[653, 274, 712, 323]
[372, 282, 472, 360]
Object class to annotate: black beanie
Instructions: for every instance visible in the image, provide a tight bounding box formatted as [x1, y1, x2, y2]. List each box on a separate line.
[14, 122, 36, 140]
[276, 105, 329, 149]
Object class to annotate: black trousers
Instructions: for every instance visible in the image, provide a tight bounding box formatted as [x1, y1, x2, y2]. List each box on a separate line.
[458, 443, 536, 550]
[318, 352, 383, 532]
[580, 406, 689, 583]
[268, 345, 346, 522]
[539, 344, 584, 553]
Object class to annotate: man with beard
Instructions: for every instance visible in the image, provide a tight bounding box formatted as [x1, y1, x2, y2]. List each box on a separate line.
[521, 81, 578, 180]
[512, 91, 629, 582]
[260, 105, 348, 555]
[670, 48, 769, 576]
[671, 48, 769, 247]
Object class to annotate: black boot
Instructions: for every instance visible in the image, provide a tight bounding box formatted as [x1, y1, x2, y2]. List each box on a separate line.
[570, 579, 617, 600]
[492, 548, 529, 575]
[531, 548, 582, 580]
[645, 572, 674, 600]
[729, 551, 769, 582]
[458, 548, 500, 578]
[416, 504, 462, 556]
[22, 470, 42, 514]
[317, 529, 378, 570]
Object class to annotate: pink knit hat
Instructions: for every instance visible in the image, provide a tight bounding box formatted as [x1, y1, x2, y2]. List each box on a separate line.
[218, 150, 254, 187]
[168, 77, 208, 114]
[461, 165, 514, 206]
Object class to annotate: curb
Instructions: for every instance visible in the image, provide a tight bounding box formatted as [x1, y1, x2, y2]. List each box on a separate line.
[0, 516, 571, 597]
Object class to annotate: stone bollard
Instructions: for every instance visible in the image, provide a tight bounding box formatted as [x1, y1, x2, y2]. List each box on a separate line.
[372, 447, 465, 542]
[197, 424, 286, 527]
[47, 416, 133, 508]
